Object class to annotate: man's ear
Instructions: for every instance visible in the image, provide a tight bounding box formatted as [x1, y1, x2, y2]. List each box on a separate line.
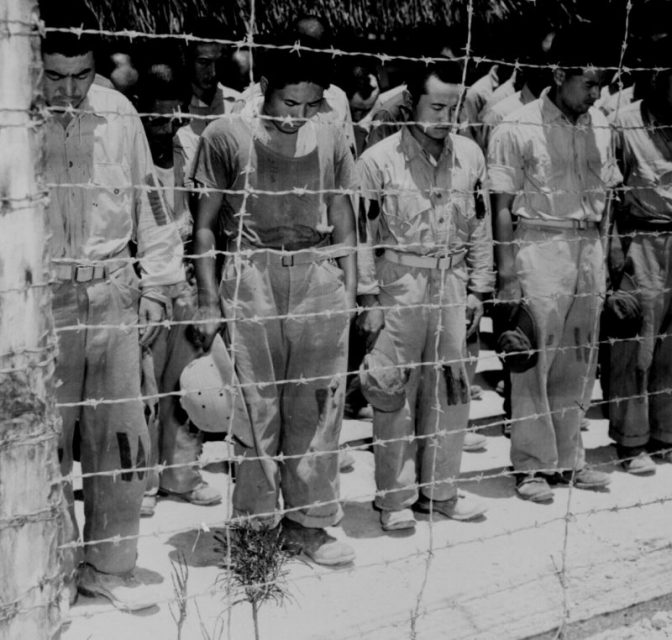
[552, 67, 566, 88]
[259, 76, 269, 96]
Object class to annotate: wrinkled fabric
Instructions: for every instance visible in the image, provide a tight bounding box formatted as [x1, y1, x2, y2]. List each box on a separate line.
[54, 265, 148, 575]
[222, 258, 349, 527]
[509, 225, 605, 472]
[144, 282, 204, 495]
[357, 128, 494, 295]
[488, 88, 621, 222]
[608, 232, 672, 447]
[44, 84, 184, 289]
[371, 260, 469, 510]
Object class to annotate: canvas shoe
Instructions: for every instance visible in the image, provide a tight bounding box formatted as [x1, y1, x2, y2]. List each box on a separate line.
[622, 451, 656, 475]
[515, 474, 554, 503]
[282, 519, 355, 566]
[160, 481, 222, 506]
[463, 431, 487, 451]
[77, 564, 156, 612]
[415, 493, 487, 521]
[380, 508, 416, 532]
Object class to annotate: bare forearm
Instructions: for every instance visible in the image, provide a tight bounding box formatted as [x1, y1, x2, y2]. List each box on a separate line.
[194, 228, 219, 308]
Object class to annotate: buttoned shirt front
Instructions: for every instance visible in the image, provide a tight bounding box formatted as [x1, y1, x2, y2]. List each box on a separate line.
[614, 100, 672, 221]
[44, 83, 184, 288]
[488, 88, 621, 222]
[357, 128, 494, 295]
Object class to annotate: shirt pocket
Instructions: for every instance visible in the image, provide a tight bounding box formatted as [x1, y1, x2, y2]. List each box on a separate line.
[90, 161, 131, 218]
[381, 180, 432, 241]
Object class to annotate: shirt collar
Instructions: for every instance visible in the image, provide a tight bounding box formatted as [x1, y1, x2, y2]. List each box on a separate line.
[400, 126, 456, 166]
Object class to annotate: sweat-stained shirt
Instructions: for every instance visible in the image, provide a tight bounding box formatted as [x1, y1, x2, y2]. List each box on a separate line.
[44, 83, 184, 289]
[613, 100, 672, 222]
[191, 107, 356, 251]
[488, 88, 622, 222]
[356, 128, 495, 296]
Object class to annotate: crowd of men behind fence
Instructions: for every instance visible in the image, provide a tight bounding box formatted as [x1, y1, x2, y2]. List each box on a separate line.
[38, 0, 672, 613]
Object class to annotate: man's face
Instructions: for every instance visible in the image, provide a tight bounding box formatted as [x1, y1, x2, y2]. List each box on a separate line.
[192, 43, 223, 92]
[413, 74, 462, 141]
[143, 99, 181, 150]
[349, 75, 380, 123]
[556, 68, 602, 116]
[42, 52, 95, 110]
[262, 81, 324, 134]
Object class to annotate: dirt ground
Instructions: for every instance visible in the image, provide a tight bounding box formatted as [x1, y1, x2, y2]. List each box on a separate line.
[61, 330, 672, 640]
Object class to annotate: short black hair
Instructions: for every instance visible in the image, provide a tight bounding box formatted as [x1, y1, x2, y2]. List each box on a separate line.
[341, 60, 378, 100]
[259, 37, 331, 93]
[406, 61, 465, 106]
[40, 0, 97, 58]
[137, 64, 184, 113]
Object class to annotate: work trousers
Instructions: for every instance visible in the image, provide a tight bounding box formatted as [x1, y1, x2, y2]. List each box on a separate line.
[220, 256, 349, 528]
[54, 265, 148, 576]
[144, 282, 203, 495]
[372, 259, 469, 512]
[510, 225, 604, 472]
[608, 232, 672, 447]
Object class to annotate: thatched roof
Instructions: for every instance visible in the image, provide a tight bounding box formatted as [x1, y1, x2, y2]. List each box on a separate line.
[84, 0, 583, 40]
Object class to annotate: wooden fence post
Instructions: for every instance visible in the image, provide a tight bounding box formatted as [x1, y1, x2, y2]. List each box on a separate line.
[0, 1, 64, 639]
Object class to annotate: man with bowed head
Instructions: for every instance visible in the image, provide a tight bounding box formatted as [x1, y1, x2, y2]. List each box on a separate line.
[191, 41, 357, 565]
[357, 61, 494, 532]
[40, 3, 184, 610]
[488, 28, 622, 502]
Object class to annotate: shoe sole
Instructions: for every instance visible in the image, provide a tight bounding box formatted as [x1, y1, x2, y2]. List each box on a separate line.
[463, 443, 487, 452]
[381, 520, 417, 532]
[158, 489, 222, 506]
[516, 491, 554, 503]
[301, 549, 356, 566]
[623, 464, 656, 476]
[77, 585, 154, 612]
[415, 503, 487, 521]
[573, 482, 611, 490]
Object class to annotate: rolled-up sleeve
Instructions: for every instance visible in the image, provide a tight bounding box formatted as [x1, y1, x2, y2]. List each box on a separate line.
[355, 153, 383, 296]
[130, 115, 184, 289]
[466, 153, 495, 293]
[487, 122, 524, 195]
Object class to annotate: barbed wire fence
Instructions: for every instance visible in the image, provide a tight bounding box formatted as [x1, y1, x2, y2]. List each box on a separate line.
[2, 0, 672, 638]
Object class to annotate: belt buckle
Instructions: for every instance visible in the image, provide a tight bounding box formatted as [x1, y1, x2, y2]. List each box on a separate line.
[281, 254, 294, 267]
[575, 219, 587, 230]
[74, 265, 93, 282]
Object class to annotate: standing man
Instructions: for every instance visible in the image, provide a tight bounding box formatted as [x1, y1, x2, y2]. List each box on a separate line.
[190, 43, 357, 566]
[174, 20, 241, 228]
[41, 10, 184, 609]
[608, 41, 672, 474]
[357, 62, 492, 532]
[138, 66, 222, 516]
[488, 30, 621, 502]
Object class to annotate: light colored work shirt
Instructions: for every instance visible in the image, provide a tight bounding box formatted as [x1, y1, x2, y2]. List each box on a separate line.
[597, 85, 635, 118]
[482, 75, 517, 113]
[613, 100, 672, 221]
[479, 84, 537, 152]
[488, 88, 621, 222]
[192, 109, 356, 250]
[357, 128, 495, 295]
[44, 83, 184, 288]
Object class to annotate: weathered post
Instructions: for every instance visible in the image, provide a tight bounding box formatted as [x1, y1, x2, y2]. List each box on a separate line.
[0, 1, 64, 639]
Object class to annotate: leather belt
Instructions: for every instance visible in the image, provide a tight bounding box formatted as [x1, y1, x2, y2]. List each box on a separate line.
[383, 248, 466, 270]
[52, 250, 130, 282]
[519, 217, 599, 231]
[247, 243, 353, 267]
